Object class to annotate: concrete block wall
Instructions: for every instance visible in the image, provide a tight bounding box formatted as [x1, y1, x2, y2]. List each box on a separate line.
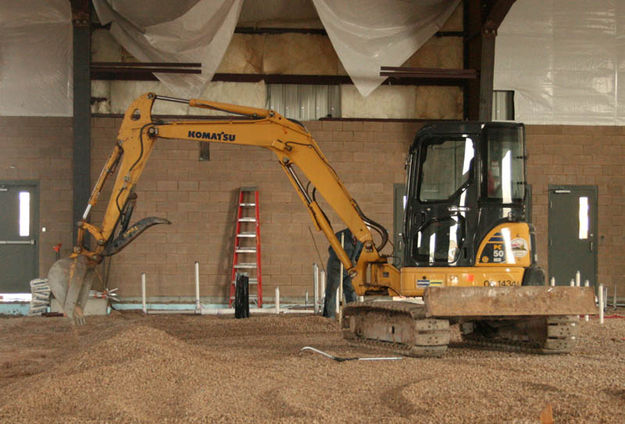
[0, 117, 74, 276]
[525, 125, 625, 294]
[2, 117, 623, 300]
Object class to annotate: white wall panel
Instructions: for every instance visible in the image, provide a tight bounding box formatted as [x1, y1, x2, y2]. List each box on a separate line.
[495, 0, 625, 125]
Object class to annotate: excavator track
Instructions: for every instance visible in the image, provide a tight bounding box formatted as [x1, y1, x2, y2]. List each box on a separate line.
[342, 301, 450, 357]
[459, 315, 579, 354]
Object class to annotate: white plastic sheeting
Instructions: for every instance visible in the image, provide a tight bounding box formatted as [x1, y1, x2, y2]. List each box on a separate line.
[93, 0, 243, 98]
[312, 0, 460, 97]
[495, 0, 625, 125]
[0, 0, 72, 116]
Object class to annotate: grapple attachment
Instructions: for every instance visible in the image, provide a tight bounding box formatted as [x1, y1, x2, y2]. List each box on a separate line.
[47, 256, 97, 324]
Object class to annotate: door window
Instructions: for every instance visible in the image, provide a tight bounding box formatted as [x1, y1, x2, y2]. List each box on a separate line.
[19, 191, 30, 237]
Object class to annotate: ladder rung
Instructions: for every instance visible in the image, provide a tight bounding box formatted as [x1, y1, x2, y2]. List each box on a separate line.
[237, 232, 256, 238]
[240, 203, 256, 207]
[231, 279, 258, 285]
[238, 217, 256, 222]
[234, 263, 257, 269]
[236, 248, 257, 253]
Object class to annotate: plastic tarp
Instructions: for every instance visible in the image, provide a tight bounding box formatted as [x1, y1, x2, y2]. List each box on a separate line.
[311, 0, 460, 97]
[0, 1, 72, 116]
[93, 0, 243, 98]
[495, 0, 625, 125]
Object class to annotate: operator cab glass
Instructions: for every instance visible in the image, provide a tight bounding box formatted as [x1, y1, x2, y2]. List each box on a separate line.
[414, 135, 474, 264]
[419, 137, 474, 202]
[483, 125, 525, 203]
[404, 122, 526, 268]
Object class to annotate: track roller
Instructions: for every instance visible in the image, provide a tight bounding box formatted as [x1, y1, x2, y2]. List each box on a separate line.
[342, 301, 450, 357]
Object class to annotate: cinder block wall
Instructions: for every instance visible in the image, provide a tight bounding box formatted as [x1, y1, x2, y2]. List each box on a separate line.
[0, 117, 74, 276]
[89, 118, 419, 301]
[2, 118, 623, 299]
[525, 126, 625, 293]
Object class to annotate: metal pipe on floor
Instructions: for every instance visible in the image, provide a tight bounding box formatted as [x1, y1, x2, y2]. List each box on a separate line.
[195, 261, 201, 313]
[575, 271, 581, 287]
[141, 273, 147, 315]
[148, 309, 197, 315]
[200, 307, 314, 316]
[599, 283, 604, 324]
[275, 287, 280, 314]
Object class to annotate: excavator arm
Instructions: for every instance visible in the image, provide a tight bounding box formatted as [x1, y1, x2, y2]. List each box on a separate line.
[58, 93, 398, 319]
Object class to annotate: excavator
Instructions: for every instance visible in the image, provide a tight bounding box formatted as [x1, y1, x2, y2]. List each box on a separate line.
[47, 93, 596, 355]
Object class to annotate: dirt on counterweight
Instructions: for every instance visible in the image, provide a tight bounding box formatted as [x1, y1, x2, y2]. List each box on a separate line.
[0, 310, 624, 423]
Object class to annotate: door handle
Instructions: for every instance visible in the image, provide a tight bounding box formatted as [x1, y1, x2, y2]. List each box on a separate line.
[0, 240, 36, 245]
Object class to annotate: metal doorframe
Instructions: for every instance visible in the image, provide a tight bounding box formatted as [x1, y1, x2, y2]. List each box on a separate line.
[0, 179, 40, 279]
[547, 184, 598, 287]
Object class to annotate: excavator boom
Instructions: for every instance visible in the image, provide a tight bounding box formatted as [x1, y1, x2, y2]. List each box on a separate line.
[49, 93, 396, 321]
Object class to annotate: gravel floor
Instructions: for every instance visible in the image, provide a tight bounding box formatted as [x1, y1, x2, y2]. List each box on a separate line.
[0, 310, 623, 423]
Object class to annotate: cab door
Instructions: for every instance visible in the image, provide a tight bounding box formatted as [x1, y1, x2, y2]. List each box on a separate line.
[405, 134, 478, 267]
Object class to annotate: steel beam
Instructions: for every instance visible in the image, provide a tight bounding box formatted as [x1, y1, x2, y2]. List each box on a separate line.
[72, 2, 91, 243]
[465, 0, 516, 120]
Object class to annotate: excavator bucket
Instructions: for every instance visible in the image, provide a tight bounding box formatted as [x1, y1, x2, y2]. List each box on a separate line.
[47, 256, 97, 324]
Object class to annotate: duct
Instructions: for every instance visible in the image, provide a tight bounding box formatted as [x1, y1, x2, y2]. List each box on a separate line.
[495, 0, 625, 125]
[311, 0, 460, 97]
[93, 0, 243, 98]
[0, 0, 72, 116]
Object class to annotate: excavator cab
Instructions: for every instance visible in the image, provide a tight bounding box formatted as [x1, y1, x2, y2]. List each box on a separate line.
[402, 122, 544, 285]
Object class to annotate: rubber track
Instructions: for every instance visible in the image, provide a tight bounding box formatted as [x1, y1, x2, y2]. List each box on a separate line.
[344, 331, 448, 357]
[342, 301, 450, 357]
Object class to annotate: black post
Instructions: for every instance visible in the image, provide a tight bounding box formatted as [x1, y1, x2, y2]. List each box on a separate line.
[234, 274, 250, 318]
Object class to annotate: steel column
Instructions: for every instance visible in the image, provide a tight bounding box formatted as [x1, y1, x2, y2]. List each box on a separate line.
[72, 3, 91, 243]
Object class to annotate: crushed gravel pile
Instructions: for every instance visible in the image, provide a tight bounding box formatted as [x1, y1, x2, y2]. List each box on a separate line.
[0, 312, 624, 423]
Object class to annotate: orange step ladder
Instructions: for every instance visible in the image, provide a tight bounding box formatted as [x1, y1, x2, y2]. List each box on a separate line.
[229, 188, 262, 307]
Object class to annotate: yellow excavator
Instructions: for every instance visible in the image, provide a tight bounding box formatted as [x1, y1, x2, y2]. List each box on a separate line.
[47, 93, 596, 355]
